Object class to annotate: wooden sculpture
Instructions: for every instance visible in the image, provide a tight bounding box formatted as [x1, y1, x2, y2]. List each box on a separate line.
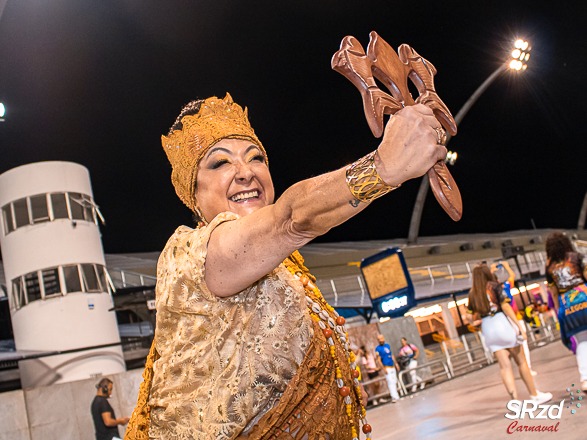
[332, 31, 462, 221]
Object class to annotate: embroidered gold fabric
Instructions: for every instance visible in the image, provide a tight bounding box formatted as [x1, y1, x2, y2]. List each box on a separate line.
[148, 212, 314, 439]
[124, 215, 360, 440]
[243, 319, 358, 439]
[345, 150, 399, 202]
[161, 93, 267, 212]
[124, 341, 159, 440]
[242, 253, 360, 440]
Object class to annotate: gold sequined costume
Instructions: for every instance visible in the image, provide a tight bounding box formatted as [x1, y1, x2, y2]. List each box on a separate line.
[125, 93, 368, 439]
[125, 214, 362, 439]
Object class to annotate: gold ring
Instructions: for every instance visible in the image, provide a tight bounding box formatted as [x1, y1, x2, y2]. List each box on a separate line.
[434, 127, 447, 145]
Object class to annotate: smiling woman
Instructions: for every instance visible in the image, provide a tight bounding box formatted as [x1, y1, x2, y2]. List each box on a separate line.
[124, 93, 446, 440]
[195, 139, 275, 225]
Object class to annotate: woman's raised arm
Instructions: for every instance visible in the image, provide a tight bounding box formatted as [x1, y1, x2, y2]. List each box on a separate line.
[205, 104, 446, 297]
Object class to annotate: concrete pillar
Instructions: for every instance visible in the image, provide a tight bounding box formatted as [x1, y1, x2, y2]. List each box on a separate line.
[441, 302, 459, 340]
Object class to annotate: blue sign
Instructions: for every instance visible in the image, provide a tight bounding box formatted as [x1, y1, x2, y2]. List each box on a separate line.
[360, 247, 416, 318]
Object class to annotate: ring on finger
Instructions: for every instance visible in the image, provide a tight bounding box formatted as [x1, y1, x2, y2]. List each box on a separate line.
[434, 127, 447, 145]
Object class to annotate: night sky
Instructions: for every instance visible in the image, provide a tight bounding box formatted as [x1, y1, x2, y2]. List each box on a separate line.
[0, 1, 585, 254]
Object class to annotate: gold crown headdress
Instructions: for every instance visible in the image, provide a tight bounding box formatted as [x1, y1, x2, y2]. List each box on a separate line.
[161, 93, 266, 212]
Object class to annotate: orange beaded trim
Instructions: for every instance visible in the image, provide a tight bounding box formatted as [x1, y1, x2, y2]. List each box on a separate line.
[284, 252, 372, 440]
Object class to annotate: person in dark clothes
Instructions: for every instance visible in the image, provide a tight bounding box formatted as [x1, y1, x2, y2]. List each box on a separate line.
[91, 378, 129, 440]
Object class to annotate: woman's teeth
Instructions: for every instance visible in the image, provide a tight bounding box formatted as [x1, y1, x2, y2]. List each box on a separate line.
[231, 190, 259, 202]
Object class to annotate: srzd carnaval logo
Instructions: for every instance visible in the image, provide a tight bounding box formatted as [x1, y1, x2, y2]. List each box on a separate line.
[504, 400, 563, 433]
[503, 385, 583, 434]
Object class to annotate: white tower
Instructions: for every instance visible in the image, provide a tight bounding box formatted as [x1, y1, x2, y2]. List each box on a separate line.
[0, 161, 125, 387]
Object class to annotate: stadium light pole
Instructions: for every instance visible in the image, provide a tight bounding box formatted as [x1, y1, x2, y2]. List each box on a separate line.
[407, 38, 531, 244]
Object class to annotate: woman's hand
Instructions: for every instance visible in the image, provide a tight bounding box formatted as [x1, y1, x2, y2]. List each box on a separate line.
[375, 104, 447, 187]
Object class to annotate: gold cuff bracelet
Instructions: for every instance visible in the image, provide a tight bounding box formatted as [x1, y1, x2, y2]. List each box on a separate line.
[345, 151, 400, 202]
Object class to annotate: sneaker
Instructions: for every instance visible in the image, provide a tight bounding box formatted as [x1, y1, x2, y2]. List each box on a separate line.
[530, 391, 553, 405]
[391, 399, 398, 403]
[530, 370, 538, 376]
[379, 398, 389, 404]
[420, 382, 426, 390]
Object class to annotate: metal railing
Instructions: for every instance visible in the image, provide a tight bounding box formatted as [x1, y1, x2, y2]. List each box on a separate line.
[108, 268, 156, 290]
[524, 312, 560, 348]
[103, 250, 548, 308]
[360, 375, 398, 403]
[361, 319, 561, 405]
[441, 334, 494, 377]
[398, 359, 452, 394]
[315, 274, 370, 308]
[315, 251, 548, 308]
[360, 357, 452, 404]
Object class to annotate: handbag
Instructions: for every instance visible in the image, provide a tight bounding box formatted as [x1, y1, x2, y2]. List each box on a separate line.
[397, 355, 411, 370]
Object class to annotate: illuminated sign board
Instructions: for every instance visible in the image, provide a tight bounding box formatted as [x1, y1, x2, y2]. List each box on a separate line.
[360, 247, 415, 317]
[380, 294, 408, 313]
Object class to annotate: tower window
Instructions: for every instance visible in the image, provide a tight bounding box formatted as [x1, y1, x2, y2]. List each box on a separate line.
[2, 205, 14, 234]
[24, 272, 42, 303]
[63, 265, 82, 293]
[50, 193, 68, 219]
[13, 199, 30, 228]
[42, 268, 61, 296]
[31, 194, 50, 224]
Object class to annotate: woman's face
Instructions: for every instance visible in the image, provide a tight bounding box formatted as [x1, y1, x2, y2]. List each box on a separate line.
[195, 138, 274, 222]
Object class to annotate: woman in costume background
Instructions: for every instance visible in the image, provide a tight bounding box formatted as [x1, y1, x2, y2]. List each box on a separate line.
[466, 264, 552, 404]
[545, 232, 587, 391]
[490, 261, 537, 375]
[124, 93, 446, 440]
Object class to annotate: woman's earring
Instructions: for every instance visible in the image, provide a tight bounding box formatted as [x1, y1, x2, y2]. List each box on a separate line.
[194, 204, 207, 227]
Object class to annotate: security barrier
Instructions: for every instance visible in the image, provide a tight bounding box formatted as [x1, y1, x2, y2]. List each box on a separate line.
[398, 358, 452, 394]
[441, 335, 494, 377]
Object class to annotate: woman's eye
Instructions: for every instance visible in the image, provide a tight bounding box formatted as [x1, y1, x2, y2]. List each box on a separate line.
[211, 159, 229, 169]
[251, 154, 265, 162]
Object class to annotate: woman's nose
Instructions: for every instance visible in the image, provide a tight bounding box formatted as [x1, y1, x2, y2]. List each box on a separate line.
[235, 162, 254, 182]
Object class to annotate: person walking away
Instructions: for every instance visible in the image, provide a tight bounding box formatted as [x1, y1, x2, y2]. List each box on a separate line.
[466, 264, 552, 404]
[375, 334, 400, 402]
[398, 337, 424, 392]
[545, 232, 587, 391]
[491, 261, 537, 376]
[91, 378, 129, 440]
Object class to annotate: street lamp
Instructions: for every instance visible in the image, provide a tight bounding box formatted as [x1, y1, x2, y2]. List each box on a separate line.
[510, 39, 531, 71]
[407, 38, 531, 244]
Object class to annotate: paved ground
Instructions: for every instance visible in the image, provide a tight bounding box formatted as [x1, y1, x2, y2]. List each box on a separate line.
[365, 341, 585, 440]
